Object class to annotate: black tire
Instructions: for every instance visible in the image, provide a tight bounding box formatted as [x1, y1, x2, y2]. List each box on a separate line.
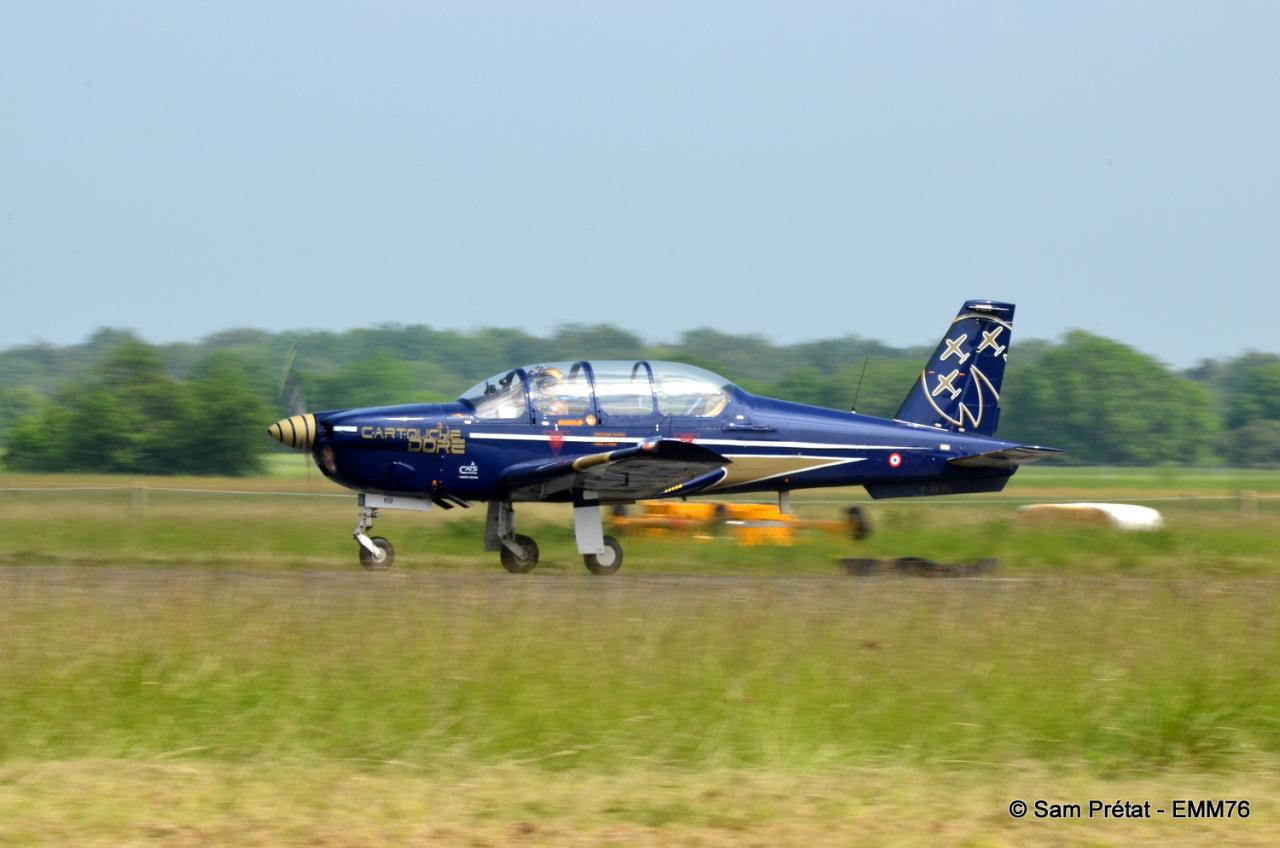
[846, 506, 870, 540]
[584, 535, 624, 575]
[711, 502, 730, 535]
[359, 536, 395, 570]
[500, 534, 539, 573]
[892, 556, 936, 576]
[840, 557, 881, 576]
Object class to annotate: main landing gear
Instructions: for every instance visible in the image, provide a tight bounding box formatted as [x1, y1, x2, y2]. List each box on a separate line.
[351, 493, 624, 574]
[499, 534, 539, 573]
[583, 535, 624, 575]
[486, 498, 624, 575]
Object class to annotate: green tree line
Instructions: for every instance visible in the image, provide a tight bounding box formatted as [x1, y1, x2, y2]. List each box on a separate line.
[1, 324, 1277, 473]
[2, 342, 266, 475]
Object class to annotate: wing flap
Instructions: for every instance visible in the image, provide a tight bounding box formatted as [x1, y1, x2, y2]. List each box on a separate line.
[500, 439, 730, 502]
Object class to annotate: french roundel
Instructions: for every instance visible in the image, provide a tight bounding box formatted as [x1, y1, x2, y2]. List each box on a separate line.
[888, 452, 903, 468]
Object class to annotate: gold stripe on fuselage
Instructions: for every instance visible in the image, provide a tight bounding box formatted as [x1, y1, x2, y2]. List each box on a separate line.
[708, 455, 861, 490]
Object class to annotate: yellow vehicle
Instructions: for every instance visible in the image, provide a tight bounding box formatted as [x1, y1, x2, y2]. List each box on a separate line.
[610, 501, 868, 547]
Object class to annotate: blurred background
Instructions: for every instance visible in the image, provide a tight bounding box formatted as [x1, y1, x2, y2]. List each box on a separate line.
[1, 321, 1278, 473]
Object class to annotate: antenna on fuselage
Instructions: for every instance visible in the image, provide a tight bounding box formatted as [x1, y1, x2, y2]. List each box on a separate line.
[850, 357, 870, 413]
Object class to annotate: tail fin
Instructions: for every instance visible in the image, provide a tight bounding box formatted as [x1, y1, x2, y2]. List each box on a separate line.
[895, 300, 1014, 436]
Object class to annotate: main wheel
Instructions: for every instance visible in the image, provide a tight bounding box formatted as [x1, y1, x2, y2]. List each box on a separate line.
[583, 535, 624, 575]
[500, 534, 539, 573]
[358, 536, 395, 570]
[846, 506, 870, 540]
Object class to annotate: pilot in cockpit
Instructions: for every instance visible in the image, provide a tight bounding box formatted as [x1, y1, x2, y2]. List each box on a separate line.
[531, 366, 569, 416]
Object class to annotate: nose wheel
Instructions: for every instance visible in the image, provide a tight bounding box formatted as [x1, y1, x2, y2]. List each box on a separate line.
[354, 504, 396, 569]
[358, 536, 395, 570]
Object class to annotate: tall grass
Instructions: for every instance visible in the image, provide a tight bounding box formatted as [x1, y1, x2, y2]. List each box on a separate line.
[2, 571, 1277, 771]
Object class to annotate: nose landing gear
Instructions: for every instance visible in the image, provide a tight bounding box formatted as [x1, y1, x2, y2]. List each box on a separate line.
[351, 493, 441, 569]
[354, 503, 396, 569]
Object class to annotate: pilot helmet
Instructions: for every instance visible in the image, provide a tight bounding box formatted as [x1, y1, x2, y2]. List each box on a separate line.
[534, 366, 564, 391]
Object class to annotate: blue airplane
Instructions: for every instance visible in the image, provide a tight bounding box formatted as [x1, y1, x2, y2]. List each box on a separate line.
[268, 300, 1061, 572]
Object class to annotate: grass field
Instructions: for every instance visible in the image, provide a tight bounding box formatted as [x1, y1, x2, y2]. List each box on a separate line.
[1, 464, 1278, 845]
[2, 463, 1277, 574]
[1, 568, 1278, 846]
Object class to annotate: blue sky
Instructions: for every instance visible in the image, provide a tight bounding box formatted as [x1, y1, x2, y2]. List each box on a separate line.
[2, 2, 1276, 366]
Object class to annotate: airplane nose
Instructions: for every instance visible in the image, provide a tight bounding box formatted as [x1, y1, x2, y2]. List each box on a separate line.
[268, 413, 317, 451]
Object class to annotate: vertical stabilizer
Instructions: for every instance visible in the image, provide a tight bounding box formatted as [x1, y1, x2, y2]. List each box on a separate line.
[895, 300, 1014, 436]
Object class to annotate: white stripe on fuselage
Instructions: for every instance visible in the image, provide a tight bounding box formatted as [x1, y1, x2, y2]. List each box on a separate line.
[467, 432, 924, 451]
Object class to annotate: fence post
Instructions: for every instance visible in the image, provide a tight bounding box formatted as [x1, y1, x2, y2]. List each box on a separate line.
[131, 481, 148, 521]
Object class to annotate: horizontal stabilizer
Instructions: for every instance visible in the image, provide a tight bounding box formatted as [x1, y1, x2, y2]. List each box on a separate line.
[865, 471, 1014, 499]
[948, 445, 1065, 469]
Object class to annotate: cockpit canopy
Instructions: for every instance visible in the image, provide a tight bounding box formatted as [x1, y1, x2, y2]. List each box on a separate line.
[459, 361, 734, 422]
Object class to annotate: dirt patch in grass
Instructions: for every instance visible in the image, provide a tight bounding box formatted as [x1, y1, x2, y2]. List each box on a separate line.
[1, 760, 1276, 848]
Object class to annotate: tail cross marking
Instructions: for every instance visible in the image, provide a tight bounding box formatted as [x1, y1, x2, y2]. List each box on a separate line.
[941, 334, 970, 364]
[931, 369, 962, 400]
[977, 326, 1006, 357]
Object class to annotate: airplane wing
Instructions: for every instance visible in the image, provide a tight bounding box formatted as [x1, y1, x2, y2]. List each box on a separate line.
[499, 439, 731, 502]
[948, 445, 1065, 469]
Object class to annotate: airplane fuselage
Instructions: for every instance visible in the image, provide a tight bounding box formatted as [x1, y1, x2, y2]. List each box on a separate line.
[314, 387, 1021, 503]
[265, 302, 1060, 571]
